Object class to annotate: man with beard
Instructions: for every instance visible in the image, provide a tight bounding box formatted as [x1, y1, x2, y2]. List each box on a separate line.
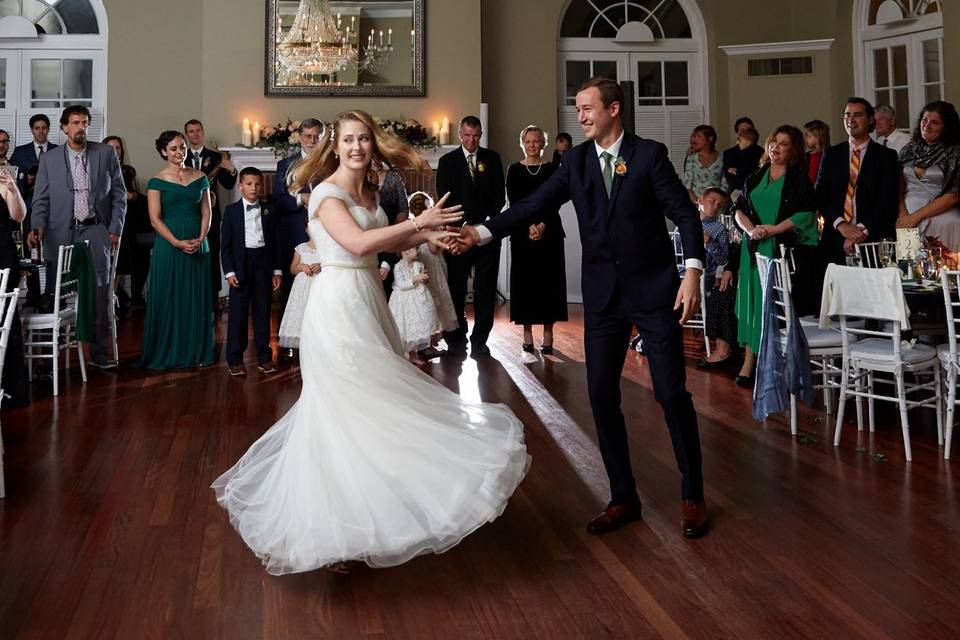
[29, 105, 127, 369]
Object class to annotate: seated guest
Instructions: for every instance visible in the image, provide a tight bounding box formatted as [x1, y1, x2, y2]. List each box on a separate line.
[802, 119, 830, 184]
[734, 125, 818, 387]
[897, 100, 960, 268]
[9, 114, 56, 175]
[222, 167, 282, 376]
[138, 130, 214, 370]
[551, 132, 573, 166]
[683, 125, 723, 202]
[695, 188, 735, 368]
[817, 98, 900, 267]
[274, 118, 323, 310]
[874, 104, 911, 153]
[506, 124, 567, 356]
[722, 118, 763, 200]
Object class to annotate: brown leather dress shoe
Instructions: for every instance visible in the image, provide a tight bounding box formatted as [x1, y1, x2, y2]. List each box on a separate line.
[228, 364, 247, 377]
[586, 500, 643, 535]
[681, 500, 709, 538]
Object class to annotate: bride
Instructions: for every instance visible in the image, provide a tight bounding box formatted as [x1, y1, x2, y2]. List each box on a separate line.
[212, 110, 530, 575]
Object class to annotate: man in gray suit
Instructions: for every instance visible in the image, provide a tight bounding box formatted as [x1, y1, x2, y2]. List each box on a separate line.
[28, 105, 127, 369]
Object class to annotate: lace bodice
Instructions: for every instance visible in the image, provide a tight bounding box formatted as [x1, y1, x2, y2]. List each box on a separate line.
[307, 183, 389, 268]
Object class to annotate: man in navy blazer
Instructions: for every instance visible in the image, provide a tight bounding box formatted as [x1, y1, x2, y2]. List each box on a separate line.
[9, 114, 57, 175]
[456, 78, 708, 538]
[221, 167, 282, 376]
[273, 118, 323, 310]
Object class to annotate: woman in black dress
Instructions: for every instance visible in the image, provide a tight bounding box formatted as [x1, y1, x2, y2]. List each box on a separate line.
[0, 161, 30, 407]
[104, 135, 150, 308]
[506, 125, 567, 355]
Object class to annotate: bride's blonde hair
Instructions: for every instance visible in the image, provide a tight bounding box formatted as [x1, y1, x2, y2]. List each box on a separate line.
[290, 110, 429, 195]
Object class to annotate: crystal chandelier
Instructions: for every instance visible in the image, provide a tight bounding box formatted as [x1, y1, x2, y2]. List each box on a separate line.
[276, 0, 355, 84]
[358, 28, 394, 74]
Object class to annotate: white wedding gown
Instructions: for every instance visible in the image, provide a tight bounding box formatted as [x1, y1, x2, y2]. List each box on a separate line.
[212, 183, 530, 575]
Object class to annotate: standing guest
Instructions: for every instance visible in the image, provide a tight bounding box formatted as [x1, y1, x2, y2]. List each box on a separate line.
[103, 135, 147, 309]
[274, 118, 323, 310]
[682, 125, 723, 202]
[817, 98, 900, 267]
[0, 159, 30, 407]
[505, 124, 567, 356]
[695, 188, 736, 368]
[137, 130, 213, 370]
[802, 119, 830, 184]
[456, 77, 709, 539]
[184, 118, 238, 308]
[436, 115, 505, 357]
[29, 105, 127, 370]
[10, 114, 57, 175]
[552, 132, 573, 166]
[734, 125, 818, 388]
[874, 104, 911, 153]
[372, 156, 410, 298]
[222, 167, 282, 376]
[409, 192, 457, 359]
[0, 129, 11, 167]
[897, 100, 960, 267]
[277, 226, 321, 351]
[721, 118, 763, 200]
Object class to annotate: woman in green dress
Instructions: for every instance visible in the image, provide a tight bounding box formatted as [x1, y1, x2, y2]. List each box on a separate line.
[138, 130, 214, 370]
[733, 125, 818, 387]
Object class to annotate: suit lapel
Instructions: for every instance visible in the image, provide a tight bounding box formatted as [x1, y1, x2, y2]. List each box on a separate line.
[88, 146, 100, 201]
[606, 134, 635, 220]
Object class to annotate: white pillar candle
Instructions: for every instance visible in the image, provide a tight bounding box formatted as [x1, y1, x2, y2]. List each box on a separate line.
[252, 121, 261, 145]
[241, 118, 252, 146]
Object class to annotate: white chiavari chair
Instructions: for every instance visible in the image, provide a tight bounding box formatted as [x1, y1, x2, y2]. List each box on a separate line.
[670, 230, 709, 356]
[938, 269, 960, 459]
[0, 267, 21, 498]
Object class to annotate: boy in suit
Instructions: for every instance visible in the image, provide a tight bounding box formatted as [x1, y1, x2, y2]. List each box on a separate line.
[222, 167, 282, 376]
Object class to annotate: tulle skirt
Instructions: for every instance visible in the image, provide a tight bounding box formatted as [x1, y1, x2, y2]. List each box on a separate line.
[212, 264, 529, 574]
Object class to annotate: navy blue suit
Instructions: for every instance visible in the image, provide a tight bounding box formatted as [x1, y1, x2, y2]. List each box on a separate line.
[272, 153, 310, 309]
[221, 199, 280, 367]
[486, 133, 705, 503]
[9, 142, 57, 175]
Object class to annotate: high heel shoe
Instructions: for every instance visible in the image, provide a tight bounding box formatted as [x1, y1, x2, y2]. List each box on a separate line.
[735, 373, 755, 388]
[539, 344, 554, 355]
[522, 343, 536, 354]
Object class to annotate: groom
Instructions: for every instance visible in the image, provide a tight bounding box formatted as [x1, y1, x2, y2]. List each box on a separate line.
[456, 77, 708, 538]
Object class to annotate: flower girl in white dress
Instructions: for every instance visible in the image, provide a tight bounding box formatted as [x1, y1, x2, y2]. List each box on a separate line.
[277, 235, 322, 349]
[212, 110, 530, 575]
[408, 192, 458, 358]
[389, 247, 439, 361]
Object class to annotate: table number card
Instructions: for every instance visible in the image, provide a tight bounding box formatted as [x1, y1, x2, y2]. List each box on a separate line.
[896, 228, 922, 261]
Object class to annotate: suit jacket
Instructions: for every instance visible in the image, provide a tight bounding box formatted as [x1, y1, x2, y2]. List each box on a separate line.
[31, 142, 127, 247]
[816, 140, 900, 261]
[435, 146, 505, 226]
[220, 199, 281, 283]
[272, 152, 308, 224]
[486, 133, 703, 313]
[190, 147, 238, 212]
[9, 142, 58, 173]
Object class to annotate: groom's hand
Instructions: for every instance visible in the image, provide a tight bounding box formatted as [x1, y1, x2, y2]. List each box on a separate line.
[674, 269, 702, 325]
[453, 224, 481, 255]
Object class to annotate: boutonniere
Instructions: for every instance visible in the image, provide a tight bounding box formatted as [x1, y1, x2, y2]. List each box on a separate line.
[614, 156, 627, 176]
[477, 162, 486, 173]
[202, 157, 211, 169]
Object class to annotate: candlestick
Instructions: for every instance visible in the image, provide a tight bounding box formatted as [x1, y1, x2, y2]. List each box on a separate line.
[241, 117, 251, 146]
[388, 28, 392, 46]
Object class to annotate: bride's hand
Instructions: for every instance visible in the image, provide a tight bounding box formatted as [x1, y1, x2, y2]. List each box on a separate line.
[425, 228, 460, 253]
[416, 192, 462, 229]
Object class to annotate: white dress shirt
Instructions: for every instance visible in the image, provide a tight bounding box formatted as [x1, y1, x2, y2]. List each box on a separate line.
[189, 146, 204, 169]
[876, 129, 910, 154]
[224, 199, 283, 279]
[35, 143, 47, 159]
[832, 138, 871, 230]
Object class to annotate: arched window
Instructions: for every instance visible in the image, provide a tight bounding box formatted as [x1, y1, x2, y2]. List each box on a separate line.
[557, 0, 708, 173]
[0, 0, 108, 145]
[853, 0, 944, 129]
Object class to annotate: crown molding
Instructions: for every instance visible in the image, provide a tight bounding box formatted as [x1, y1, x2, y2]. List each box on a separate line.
[719, 39, 834, 56]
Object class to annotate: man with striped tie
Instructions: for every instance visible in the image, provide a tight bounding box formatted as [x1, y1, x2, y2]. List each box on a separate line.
[816, 97, 901, 267]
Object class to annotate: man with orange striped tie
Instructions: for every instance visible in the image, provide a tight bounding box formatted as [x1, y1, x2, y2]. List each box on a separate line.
[816, 97, 901, 267]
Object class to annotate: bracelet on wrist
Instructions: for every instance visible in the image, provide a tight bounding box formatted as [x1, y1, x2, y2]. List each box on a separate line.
[411, 218, 422, 232]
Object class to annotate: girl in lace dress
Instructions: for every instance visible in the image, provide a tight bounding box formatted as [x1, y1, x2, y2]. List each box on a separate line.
[278, 235, 322, 349]
[389, 246, 439, 361]
[409, 192, 458, 358]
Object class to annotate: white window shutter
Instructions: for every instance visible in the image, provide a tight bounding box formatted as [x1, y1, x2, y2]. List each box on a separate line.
[17, 110, 64, 146]
[666, 107, 704, 175]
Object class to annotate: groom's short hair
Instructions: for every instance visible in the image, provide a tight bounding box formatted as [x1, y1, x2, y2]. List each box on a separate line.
[579, 77, 624, 110]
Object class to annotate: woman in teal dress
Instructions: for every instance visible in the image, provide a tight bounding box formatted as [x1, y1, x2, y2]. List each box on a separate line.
[733, 125, 818, 387]
[138, 130, 214, 370]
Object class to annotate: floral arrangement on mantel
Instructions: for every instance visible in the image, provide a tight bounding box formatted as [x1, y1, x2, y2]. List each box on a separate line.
[240, 117, 439, 157]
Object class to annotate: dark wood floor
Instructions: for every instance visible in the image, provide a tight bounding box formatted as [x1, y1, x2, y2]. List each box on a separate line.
[1, 303, 958, 639]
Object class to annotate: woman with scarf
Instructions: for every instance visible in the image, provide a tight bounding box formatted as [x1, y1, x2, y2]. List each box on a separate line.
[732, 125, 819, 388]
[897, 100, 960, 268]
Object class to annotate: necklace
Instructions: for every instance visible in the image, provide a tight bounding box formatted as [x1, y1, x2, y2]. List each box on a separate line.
[523, 160, 543, 176]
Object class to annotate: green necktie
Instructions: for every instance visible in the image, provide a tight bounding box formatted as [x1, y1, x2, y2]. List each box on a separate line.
[601, 151, 613, 196]
[467, 153, 476, 179]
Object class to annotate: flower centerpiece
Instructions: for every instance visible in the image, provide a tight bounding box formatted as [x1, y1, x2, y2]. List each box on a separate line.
[373, 117, 438, 149]
[254, 118, 303, 157]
